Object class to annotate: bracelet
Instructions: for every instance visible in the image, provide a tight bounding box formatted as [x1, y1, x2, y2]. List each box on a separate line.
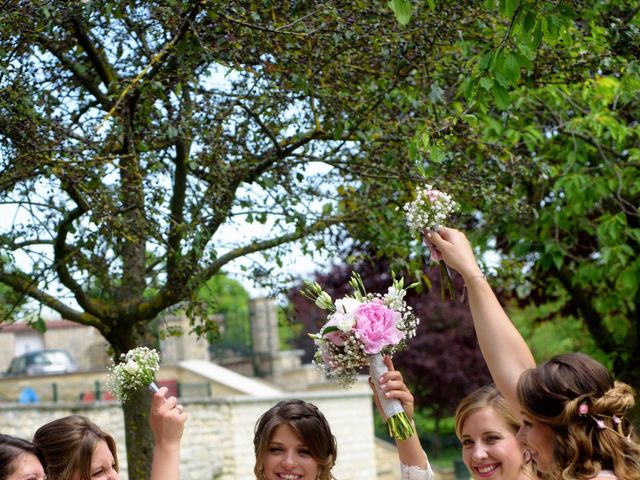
[466, 273, 486, 282]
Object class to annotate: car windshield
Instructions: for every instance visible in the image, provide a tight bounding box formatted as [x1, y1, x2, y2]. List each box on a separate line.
[30, 351, 69, 365]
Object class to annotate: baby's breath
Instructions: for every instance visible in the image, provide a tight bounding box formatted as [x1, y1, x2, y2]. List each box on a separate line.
[401, 185, 458, 234]
[105, 347, 160, 401]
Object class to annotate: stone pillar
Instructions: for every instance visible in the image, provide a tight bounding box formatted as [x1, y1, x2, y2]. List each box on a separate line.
[160, 311, 216, 365]
[249, 297, 279, 377]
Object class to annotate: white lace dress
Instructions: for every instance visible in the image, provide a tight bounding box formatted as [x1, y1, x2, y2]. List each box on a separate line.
[400, 461, 434, 480]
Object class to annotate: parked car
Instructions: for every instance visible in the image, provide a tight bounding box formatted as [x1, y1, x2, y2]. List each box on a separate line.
[5, 349, 79, 376]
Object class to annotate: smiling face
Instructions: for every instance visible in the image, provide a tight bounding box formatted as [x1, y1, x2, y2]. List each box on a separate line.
[262, 424, 319, 480]
[517, 412, 556, 473]
[71, 440, 118, 480]
[460, 406, 524, 480]
[7, 452, 46, 480]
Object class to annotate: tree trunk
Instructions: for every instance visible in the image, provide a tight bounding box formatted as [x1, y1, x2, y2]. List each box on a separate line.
[123, 388, 154, 480]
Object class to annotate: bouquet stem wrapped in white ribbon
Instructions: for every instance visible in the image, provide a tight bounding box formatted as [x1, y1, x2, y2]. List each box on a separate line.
[303, 272, 419, 440]
[368, 353, 415, 440]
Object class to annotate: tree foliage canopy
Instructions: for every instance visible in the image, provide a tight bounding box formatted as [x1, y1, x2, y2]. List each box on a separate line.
[0, 1, 485, 474]
[1, 0, 639, 474]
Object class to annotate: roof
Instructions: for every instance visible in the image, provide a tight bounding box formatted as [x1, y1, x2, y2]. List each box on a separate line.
[178, 360, 282, 396]
[0, 319, 82, 333]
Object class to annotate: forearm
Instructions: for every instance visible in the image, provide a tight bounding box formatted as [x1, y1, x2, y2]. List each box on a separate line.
[150, 443, 181, 480]
[395, 426, 428, 469]
[465, 274, 536, 410]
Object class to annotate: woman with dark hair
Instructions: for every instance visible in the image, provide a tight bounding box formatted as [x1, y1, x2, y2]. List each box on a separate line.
[32, 386, 185, 480]
[426, 227, 640, 480]
[254, 398, 337, 480]
[253, 359, 431, 480]
[33, 415, 118, 480]
[0, 434, 46, 480]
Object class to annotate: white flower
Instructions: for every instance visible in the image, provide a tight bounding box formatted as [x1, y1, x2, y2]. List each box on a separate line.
[123, 359, 139, 375]
[331, 312, 356, 332]
[385, 286, 406, 304]
[334, 297, 361, 314]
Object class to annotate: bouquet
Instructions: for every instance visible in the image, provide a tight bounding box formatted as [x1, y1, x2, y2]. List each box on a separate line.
[302, 272, 419, 440]
[105, 346, 161, 401]
[400, 185, 459, 300]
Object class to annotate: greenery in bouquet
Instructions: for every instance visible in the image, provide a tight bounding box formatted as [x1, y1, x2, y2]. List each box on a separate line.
[105, 346, 160, 402]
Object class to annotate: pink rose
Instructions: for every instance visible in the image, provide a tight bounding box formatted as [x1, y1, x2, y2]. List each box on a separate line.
[353, 303, 404, 354]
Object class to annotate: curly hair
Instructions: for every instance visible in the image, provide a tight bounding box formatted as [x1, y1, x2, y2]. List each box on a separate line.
[517, 353, 640, 480]
[254, 399, 337, 480]
[32, 415, 118, 480]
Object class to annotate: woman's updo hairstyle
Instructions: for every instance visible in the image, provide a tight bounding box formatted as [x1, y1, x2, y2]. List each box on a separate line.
[517, 352, 640, 480]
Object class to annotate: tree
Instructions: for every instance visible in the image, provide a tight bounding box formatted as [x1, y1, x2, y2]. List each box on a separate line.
[0, 1, 488, 475]
[408, 0, 640, 406]
[340, 0, 640, 408]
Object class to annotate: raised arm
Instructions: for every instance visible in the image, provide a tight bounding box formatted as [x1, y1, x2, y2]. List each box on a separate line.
[372, 357, 432, 479]
[425, 227, 535, 412]
[149, 387, 187, 480]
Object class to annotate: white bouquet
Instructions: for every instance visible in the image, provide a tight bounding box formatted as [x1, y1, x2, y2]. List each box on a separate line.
[105, 346, 160, 401]
[401, 185, 459, 300]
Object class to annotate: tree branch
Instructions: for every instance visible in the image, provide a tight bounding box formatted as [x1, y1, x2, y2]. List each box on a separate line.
[100, 6, 200, 126]
[237, 103, 282, 155]
[167, 88, 192, 284]
[53, 186, 106, 319]
[0, 272, 103, 330]
[69, 15, 118, 89]
[194, 213, 354, 286]
[39, 37, 113, 110]
[554, 266, 618, 352]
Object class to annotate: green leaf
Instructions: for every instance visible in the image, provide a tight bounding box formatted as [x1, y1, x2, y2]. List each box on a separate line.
[515, 52, 533, 70]
[463, 114, 478, 127]
[388, 0, 412, 26]
[497, 51, 521, 84]
[493, 83, 511, 109]
[479, 52, 493, 71]
[616, 267, 639, 297]
[429, 145, 445, 163]
[429, 83, 445, 104]
[522, 11, 535, 32]
[480, 76, 494, 90]
[500, 0, 518, 18]
[531, 22, 542, 49]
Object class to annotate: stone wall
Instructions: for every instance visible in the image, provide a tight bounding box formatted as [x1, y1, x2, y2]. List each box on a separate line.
[0, 390, 376, 480]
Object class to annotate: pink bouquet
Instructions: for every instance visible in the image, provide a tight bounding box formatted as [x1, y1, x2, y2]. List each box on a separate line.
[302, 272, 419, 440]
[400, 185, 459, 300]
